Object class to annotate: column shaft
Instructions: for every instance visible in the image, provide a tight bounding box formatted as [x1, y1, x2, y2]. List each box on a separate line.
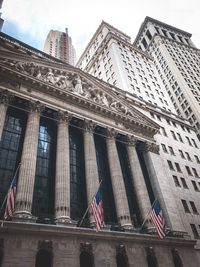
[83, 120, 99, 226]
[55, 113, 71, 223]
[106, 129, 132, 229]
[14, 102, 42, 220]
[126, 139, 151, 223]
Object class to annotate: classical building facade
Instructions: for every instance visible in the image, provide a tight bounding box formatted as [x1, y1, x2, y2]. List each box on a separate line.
[134, 17, 200, 140]
[43, 28, 76, 66]
[0, 28, 200, 267]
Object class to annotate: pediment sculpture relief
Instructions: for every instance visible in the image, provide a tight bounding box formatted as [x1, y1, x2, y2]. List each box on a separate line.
[0, 58, 141, 120]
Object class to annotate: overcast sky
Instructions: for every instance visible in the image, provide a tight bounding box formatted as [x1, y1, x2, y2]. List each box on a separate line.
[1, 0, 200, 60]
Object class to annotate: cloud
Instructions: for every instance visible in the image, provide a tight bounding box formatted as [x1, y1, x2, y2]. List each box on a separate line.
[2, 0, 200, 58]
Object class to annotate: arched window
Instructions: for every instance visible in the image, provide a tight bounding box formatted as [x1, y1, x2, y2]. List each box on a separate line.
[80, 251, 94, 267]
[35, 249, 52, 267]
[146, 247, 158, 267]
[172, 249, 183, 267]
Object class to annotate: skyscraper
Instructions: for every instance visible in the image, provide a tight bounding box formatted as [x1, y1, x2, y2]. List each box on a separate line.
[134, 17, 200, 140]
[77, 20, 200, 250]
[43, 28, 76, 66]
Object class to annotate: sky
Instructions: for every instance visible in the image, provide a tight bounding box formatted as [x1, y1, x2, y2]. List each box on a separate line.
[1, 0, 200, 60]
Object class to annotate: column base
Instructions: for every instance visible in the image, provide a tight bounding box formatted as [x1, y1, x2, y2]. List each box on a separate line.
[55, 217, 77, 227]
[122, 224, 134, 232]
[13, 212, 37, 223]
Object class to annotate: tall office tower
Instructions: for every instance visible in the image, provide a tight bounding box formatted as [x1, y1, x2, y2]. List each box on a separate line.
[134, 17, 200, 140]
[77, 21, 200, 250]
[43, 28, 76, 65]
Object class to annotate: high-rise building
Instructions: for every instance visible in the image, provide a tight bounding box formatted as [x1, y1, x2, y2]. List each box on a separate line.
[134, 17, 200, 140]
[0, 18, 200, 266]
[43, 28, 76, 65]
[77, 19, 200, 257]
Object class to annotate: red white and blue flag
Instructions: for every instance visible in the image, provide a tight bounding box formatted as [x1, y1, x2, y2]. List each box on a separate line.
[4, 177, 17, 220]
[91, 189, 104, 231]
[150, 200, 166, 239]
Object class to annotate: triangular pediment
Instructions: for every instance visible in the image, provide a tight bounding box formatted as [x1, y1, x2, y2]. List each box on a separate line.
[0, 35, 159, 138]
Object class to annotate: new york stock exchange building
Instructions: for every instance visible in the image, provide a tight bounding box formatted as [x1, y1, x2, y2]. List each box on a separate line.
[0, 32, 199, 267]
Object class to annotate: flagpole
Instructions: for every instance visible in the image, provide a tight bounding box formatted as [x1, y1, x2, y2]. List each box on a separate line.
[78, 180, 102, 227]
[139, 198, 157, 231]
[0, 162, 21, 219]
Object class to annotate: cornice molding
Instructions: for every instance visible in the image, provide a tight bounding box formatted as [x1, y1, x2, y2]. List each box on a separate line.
[0, 59, 158, 139]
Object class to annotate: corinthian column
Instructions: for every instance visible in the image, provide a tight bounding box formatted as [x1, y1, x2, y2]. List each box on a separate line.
[126, 136, 151, 224]
[0, 91, 13, 140]
[55, 111, 71, 224]
[14, 101, 43, 221]
[82, 120, 99, 226]
[106, 128, 132, 229]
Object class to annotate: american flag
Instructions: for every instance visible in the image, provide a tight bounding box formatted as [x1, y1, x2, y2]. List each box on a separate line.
[91, 189, 104, 231]
[150, 200, 166, 239]
[4, 177, 17, 220]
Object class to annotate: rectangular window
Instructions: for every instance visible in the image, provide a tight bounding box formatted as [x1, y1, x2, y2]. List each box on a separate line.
[191, 180, 199, 191]
[192, 139, 198, 148]
[192, 168, 199, 177]
[161, 127, 167, 136]
[173, 175, 181, 187]
[181, 199, 190, 213]
[194, 155, 200, 163]
[169, 146, 175, 155]
[171, 131, 177, 140]
[167, 160, 174, 170]
[177, 133, 183, 142]
[190, 201, 198, 214]
[190, 224, 199, 239]
[175, 162, 181, 172]
[185, 152, 191, 161]
[185, 166, 192, 176]
[161, 144, 168, 153]
[179, 150, 185, 158]
[186, 136, 192, 146]
[180, 177, 188, 188]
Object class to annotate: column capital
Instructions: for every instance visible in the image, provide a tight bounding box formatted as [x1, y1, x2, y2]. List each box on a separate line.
[56, 110, 72, 123]
[0, 90, 14, 105]
[28, 100, 45, 114]
[126, 135, 137, 146]
[142, 142, 160, 154]
[83, 119, 96, 133]
[106, 127, 118, 139]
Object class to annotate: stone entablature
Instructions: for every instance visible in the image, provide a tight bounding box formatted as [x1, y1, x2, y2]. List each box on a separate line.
[0, 57, 159, 141]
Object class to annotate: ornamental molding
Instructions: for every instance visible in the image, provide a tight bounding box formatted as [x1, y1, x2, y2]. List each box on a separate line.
[0, 57, 159, 139]
[143, 142, 160, 154]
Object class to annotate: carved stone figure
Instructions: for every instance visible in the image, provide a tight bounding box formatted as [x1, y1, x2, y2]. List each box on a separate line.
[45, 68, 56, 84]
[73, 75, 84, 94]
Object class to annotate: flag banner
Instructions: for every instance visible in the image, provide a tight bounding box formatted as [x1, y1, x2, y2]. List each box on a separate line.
[150, 200, 166, 239]
[4, 177, 17, 220]
[91, 189, 104, 231]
